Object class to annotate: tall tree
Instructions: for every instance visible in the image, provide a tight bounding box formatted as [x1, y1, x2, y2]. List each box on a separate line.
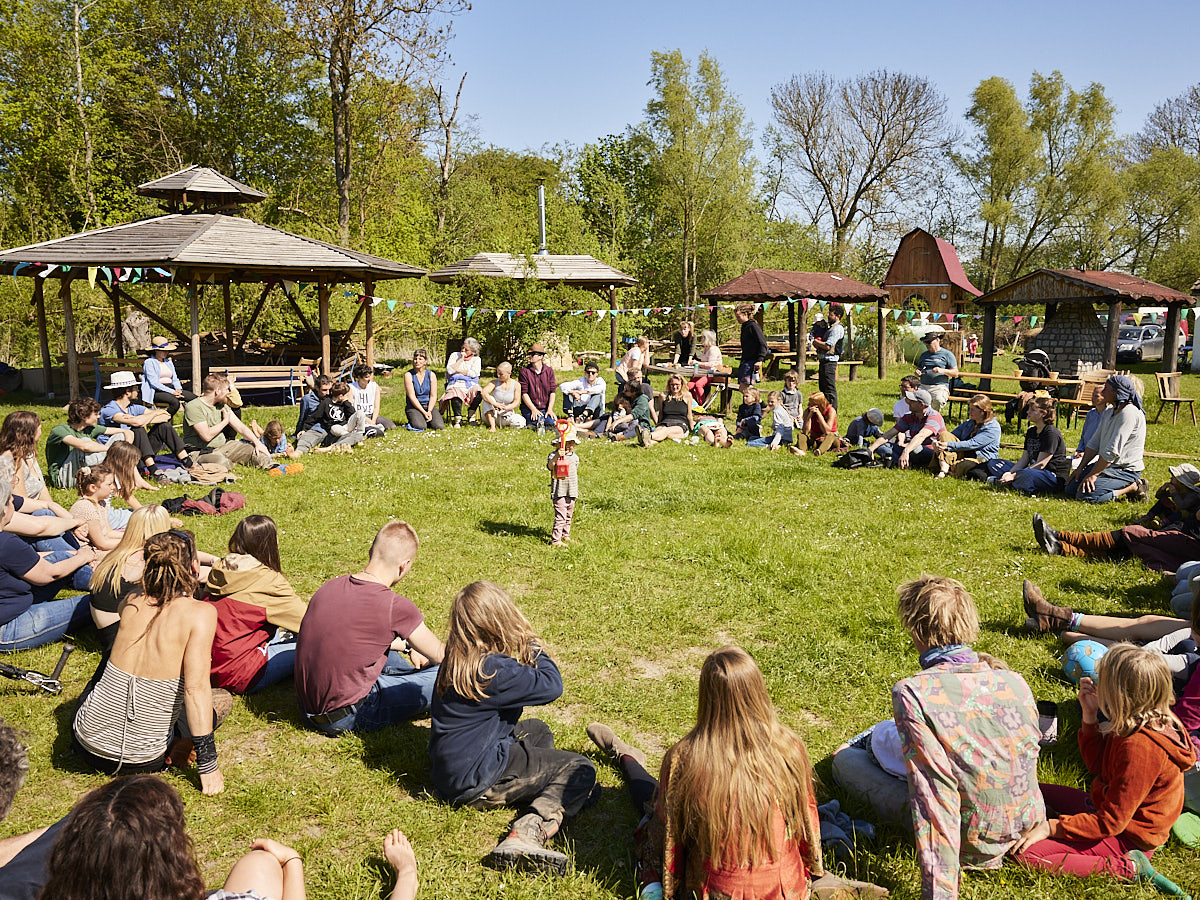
[640, 50, 755, 305]
[769, 70, 948, 269]
[285, 0, 467, 246]
[1135, 84, 1200, 158]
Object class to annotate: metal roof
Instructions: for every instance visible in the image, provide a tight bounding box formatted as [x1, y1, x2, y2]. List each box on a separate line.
[427, 253, 637, 288]
[932, 236, 983, 297]
[0, 213, 425, 283]
[702, 269, 888, 301]
[137, 165, 266, 204]
[977, 268, 1195, 306]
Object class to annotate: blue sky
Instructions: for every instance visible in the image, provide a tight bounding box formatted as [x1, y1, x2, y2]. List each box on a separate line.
[442, 0, 1199, 155]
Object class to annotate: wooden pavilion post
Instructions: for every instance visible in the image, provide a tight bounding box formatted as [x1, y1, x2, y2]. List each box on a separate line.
[609, 286, 618, 370]
[223, 282, 235, 365]
[980, 305, 997, 391]
[1104, 300, 1122, 370]
[189, 285, 202, 391]
[33, 280, 53, 396]
[1163, 302, 1182, 374]
[796, 303, 809, 381]
[709, 303, 718, 337]
[877, 301, 886, 380]
[60, 279, 80, 401]
[111, 289, 124, 359]
[318, 282, 330, 375]
[364, 279, 375, 368]
[845, 305, 854, 368]
[787, 299, 796, 361]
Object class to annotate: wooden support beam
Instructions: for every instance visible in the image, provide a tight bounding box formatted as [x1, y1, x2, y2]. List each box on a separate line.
[60, 280, 80, 401]
[797, 303, 809, 380]
[223, 282, 235, 365]
[335, 295, 369, 364]
[709, 301, 718, 338]
[981, 306, 997, 391]
[609, 287, 618, 370]
[189, 285, 202, 391]
[237, 283, 273, 352]
[877, 301, 886, 380]
[318, 282, 330, 375]
[364, 280, 375, 369]
[33, 280, 53, 396]
[108, 284, 187, 344]
[111, 289, 124, 359]
[1163, 302, 1183, 375]
[1104, 300, 1122, 370]
[845, 306, 854, 371]
[284, 290, 321, 348]
[787, 299, 797, 359]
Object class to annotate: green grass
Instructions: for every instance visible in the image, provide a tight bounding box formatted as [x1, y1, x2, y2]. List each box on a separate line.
[2, 364, 1199, 900]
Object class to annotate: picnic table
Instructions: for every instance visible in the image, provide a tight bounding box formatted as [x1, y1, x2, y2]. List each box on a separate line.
[949, 372, 1083, 429]
[647, 364, 735, 414]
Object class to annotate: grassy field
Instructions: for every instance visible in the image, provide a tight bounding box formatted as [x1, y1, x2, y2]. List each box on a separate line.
[2, 362, 1199, 900]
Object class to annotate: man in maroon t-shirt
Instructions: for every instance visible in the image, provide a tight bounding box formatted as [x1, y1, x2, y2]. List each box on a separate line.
[518, 343, 557, 433]
[294, 521, 445, 735]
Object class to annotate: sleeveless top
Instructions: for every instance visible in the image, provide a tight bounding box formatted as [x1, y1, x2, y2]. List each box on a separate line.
[74, 661, 185, 766]
[489, 379, 517, 407]
[350, 381, 377, 418]
[661, 397, 690, 430]
[409, 369, 431, 407]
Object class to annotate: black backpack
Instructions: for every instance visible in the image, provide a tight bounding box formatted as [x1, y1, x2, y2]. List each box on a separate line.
[832, 448, 878, 469]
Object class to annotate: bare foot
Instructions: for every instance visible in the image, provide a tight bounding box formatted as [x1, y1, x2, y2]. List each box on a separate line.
[384, 829, 418, 900]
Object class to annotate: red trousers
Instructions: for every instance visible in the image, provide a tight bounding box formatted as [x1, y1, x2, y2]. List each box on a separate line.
[1015, 784, 1142, 880]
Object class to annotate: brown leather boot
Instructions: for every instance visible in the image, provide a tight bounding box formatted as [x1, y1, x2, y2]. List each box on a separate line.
[1022, 580, 1074, 634]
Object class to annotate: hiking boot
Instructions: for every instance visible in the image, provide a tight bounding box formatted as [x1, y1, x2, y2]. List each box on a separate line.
[586, 722, 648, 768]
[1023, 580, 1074, 634]
[1132, 478, 1149, 502]
[485, 813, 569, 876]
[637, 425, 652, 447]
[1032, 514, 1061, 555]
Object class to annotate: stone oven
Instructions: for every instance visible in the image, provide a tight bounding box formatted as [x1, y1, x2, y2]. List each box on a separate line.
[1028, 304, 1107, 378]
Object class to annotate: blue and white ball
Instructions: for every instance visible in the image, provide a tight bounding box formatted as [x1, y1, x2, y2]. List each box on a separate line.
[1063, 640, 1108, 684]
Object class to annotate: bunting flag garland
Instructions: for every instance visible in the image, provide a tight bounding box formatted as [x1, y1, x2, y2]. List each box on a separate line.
[386, 300, 397, 312]
[88, 267, 98, 288]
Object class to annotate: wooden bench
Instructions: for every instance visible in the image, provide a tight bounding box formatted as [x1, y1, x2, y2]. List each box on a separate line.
[945, 390, 1019, 422]
[56, 353, 193, 400]
[209, 364, 310, 405]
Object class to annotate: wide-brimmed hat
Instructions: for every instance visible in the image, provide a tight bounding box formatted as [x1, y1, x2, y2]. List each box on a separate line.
[146, 336, 178, 353]
[528, 343, 547, 355]
[550, 423, 578, 446]
[919, 329, 944, 344]
[104, 371, 141, 390]
[1168, 464, 1200, 494]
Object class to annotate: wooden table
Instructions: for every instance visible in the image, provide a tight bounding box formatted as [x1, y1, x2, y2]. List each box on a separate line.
[647, 364, 735, 414]
[953, 372, 1083, 428]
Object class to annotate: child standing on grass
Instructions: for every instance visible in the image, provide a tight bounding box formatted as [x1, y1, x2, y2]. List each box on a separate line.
[429, 581, 597, 876]
[747, 391, 794, 449]
[1013, 643, 1196, 886]
[546, 425, 579, 547]
[732, 385, 762, 441]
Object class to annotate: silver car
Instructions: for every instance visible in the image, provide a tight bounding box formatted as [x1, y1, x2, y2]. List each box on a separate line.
[1116, 325, 1164, 362]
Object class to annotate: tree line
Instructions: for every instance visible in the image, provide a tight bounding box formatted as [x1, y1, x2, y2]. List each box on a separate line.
[0, 1, 1197, 366]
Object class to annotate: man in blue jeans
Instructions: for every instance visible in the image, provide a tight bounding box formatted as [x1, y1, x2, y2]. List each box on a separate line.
[294, 521, 444, 735]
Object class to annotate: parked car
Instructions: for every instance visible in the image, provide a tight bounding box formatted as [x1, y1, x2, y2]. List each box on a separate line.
[1116, 325, 1165, 362]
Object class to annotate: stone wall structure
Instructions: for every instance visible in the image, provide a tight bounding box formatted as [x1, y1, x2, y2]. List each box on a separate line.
[1028, 304, 1107, 378]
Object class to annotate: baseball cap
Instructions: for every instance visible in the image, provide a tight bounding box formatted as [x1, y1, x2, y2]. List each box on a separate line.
[904, 388, 932, 407]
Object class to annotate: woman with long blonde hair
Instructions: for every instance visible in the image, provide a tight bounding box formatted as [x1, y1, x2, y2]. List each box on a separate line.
[590, 646, 825, 899]
[429, 581, 595, 877]
[88, 504, 173, 651]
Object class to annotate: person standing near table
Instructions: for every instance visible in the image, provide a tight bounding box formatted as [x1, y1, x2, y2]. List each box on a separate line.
[733, 303, 768, 385]
[813, 303, 845, 410]
[671, 320, 695, 366]
[915, 329, 958, 411]
[519, 344, 557, 433]
[140, 337, 195, 417]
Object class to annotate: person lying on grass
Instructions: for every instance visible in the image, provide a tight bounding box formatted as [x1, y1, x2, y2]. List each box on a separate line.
[429, 581, 596, 876]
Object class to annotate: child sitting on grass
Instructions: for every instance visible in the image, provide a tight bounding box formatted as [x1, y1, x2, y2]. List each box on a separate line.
[1012, 643, 1195, 888]
[732, 385, 762, 441]
[747, 390, 793, 449]
[429, 581, 596, 876]
[250, 419, 301, 459]
[69, 465, 123, 555]
[791, 391, 838, 456]
[844, 408, 884, 448]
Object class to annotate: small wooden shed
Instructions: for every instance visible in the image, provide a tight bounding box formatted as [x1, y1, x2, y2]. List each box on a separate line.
[427, 253, 638, 369]
[882, 228, 982, 316]
[0, 166, 426, 399]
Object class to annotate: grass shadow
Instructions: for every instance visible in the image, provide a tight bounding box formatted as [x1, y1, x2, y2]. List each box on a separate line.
[477, 519, 547, 540]
[357, 723, 438, 797]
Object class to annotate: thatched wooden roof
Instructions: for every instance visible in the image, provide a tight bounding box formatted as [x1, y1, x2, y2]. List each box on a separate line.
[137, 165, 266, 207]
[702, 269, 888, 301]
[427, 253, 637, 288]
[978, 269, 1194, 306]
[0, 214, 426, 283]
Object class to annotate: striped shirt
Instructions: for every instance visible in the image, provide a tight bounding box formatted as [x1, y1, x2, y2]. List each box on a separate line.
[73, 661, 184, 767]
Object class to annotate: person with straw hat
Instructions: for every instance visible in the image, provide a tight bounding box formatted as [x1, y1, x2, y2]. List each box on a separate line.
[100, 371, 193, 476]
[140, 337, 195, 417]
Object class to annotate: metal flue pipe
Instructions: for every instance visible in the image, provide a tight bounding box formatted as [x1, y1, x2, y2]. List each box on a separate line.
[537, 182, 548, 255]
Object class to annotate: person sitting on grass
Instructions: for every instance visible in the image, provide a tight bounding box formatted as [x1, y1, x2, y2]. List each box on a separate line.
[72, 531, 230, 793]
[867, 388, 948, 470]
[731, 384, 762, 442]
[350, 363, 395, 435]
[1032, 464, 1200, 572]
[206, 515, 308, 695]
[102, 440, 164, 529]
[429, 581, 596, 876]
[403, 349, 443, 431]
[295, 521, 444, 735]
[1011, 644, 1195, 889]
[182, 375, 272, 470]
[0, 412, 83, 545]
[831, 575, 1045, 900]
[1064, 374, 1147, 504]
[892, 375, 920, 420]
[625, 379, 655, 445]
[791, 390, 837, 456]
[643, 374, 692, 446]
[1133, 463, 1200, 529]
[67, 465, 123, 556]
[748, 390, 793, 450]
[519, 343, 558, 433]
[481, 362, 525, 431]
[45, 398, 135, 489]
[1072, 382, 1107, 469]
[250, 419, 301, 460]
[779, 368, 803, 432]
[991, 396, 1069, 493]
[588, 646, 848, 900]
[930, 394, 1001, 479]
[295, 374, 332, 448]
[559, 363, 607, 421]
[844, 408, 885, 449]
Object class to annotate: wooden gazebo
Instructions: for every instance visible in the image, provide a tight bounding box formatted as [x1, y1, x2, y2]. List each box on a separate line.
[0, 165, 426, 399]
[975, 269, 1196, 377]
[427, 253, 637, 368]
[701, 270, 890, 377]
